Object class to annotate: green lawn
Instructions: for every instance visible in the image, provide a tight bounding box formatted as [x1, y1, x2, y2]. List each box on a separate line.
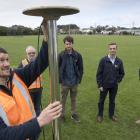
[0, 35, 140, 140]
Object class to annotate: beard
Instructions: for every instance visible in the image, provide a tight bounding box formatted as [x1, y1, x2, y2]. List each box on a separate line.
[0, 68, 10, 77]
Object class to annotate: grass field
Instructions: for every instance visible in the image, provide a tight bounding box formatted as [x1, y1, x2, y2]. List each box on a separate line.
[0, 35, 140, 140]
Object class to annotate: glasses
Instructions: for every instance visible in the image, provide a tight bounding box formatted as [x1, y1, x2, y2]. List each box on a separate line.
[28, 52, 36, 55]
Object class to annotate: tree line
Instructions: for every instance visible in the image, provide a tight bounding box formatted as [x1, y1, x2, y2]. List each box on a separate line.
[0, 24, 140, 36]
[0, 25, 39, 36]
[0, 24, 79, 36]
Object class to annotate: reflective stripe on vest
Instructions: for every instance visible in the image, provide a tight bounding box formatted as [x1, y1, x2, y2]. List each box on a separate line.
[0, 74, 36, 127]
[13, 77, 36, 117]
[0, 105, 10, 126]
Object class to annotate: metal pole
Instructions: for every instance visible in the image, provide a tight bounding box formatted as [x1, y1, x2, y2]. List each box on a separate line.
[68, 24, 70, 35]
[139, 68, 140, 81]
[22, 6, 80, 140]
[47, 20, 61, 140]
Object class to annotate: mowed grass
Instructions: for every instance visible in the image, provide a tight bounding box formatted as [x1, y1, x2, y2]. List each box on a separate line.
[0, 35, 140, 140]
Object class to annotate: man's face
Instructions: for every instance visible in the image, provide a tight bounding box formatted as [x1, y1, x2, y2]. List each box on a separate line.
[64, 41, 73, 51]
[108, 45, 117, 56]
[26, 48, 36, 62]
[0, 53, 10, 77]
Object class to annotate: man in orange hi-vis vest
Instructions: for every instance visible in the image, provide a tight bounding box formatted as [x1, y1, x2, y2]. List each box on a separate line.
[18, 46, 43, 117]
[0, 21, 62, 140]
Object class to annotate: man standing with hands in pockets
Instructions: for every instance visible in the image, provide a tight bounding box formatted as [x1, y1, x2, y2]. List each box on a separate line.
[96, 43, 125, 123]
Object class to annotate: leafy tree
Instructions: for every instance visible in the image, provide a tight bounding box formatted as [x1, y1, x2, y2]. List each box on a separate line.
[0, 26, 8, 36]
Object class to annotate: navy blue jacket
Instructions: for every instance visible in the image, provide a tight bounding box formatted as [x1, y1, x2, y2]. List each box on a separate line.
[58, 49, 83, 85]
[96, 56, 125, 88]
[0, 41, 48, 140]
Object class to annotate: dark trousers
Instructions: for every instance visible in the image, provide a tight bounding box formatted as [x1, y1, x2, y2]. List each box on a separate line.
[30, 89, 42, 117]
[61, 85, 78, 116]
[98, 85, 118, 118]
[30, 89, 42, 140]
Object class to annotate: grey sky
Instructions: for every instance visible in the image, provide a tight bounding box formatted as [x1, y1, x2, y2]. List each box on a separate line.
[0, 0, 140, 28]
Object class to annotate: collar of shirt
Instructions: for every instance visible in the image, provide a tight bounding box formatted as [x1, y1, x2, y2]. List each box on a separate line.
[108, 55, 116, 64]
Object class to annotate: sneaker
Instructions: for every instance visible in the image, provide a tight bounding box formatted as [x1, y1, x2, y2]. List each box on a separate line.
[71, 114, 80, 123]
[60, 116, 66, 122]
[110, 116, 118, 122]
[97, 116, 103, 123]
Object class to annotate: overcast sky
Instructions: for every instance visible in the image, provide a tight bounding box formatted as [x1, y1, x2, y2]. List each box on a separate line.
[0, 0, 140, 28]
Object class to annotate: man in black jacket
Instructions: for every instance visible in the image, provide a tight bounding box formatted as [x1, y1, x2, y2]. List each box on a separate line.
[96, 43, 125, 123]
[0, 22, 62, 140]
[58, 36, 83, 122]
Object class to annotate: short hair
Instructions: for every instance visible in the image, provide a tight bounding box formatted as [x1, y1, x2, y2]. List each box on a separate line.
[0, 47, 8, 54]
[63, 36, 74, 44]
[26, 46, 36, 53]
[108, 42, 117, 47]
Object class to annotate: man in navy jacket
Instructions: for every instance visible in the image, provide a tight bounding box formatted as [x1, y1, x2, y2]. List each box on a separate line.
[96, 43, 125, 123]
[58, 36, 83, 122]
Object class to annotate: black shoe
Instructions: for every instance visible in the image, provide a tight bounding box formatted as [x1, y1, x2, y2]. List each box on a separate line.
[110, 116, 118, 122]
[71, 114, 80, 123]
[60, 116, 66, 122]
[97, 116, 103, 123]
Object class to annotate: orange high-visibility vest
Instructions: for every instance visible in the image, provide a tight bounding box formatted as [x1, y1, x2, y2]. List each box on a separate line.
[22, 59, 42, 90]
[0, 73, 36, 126]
